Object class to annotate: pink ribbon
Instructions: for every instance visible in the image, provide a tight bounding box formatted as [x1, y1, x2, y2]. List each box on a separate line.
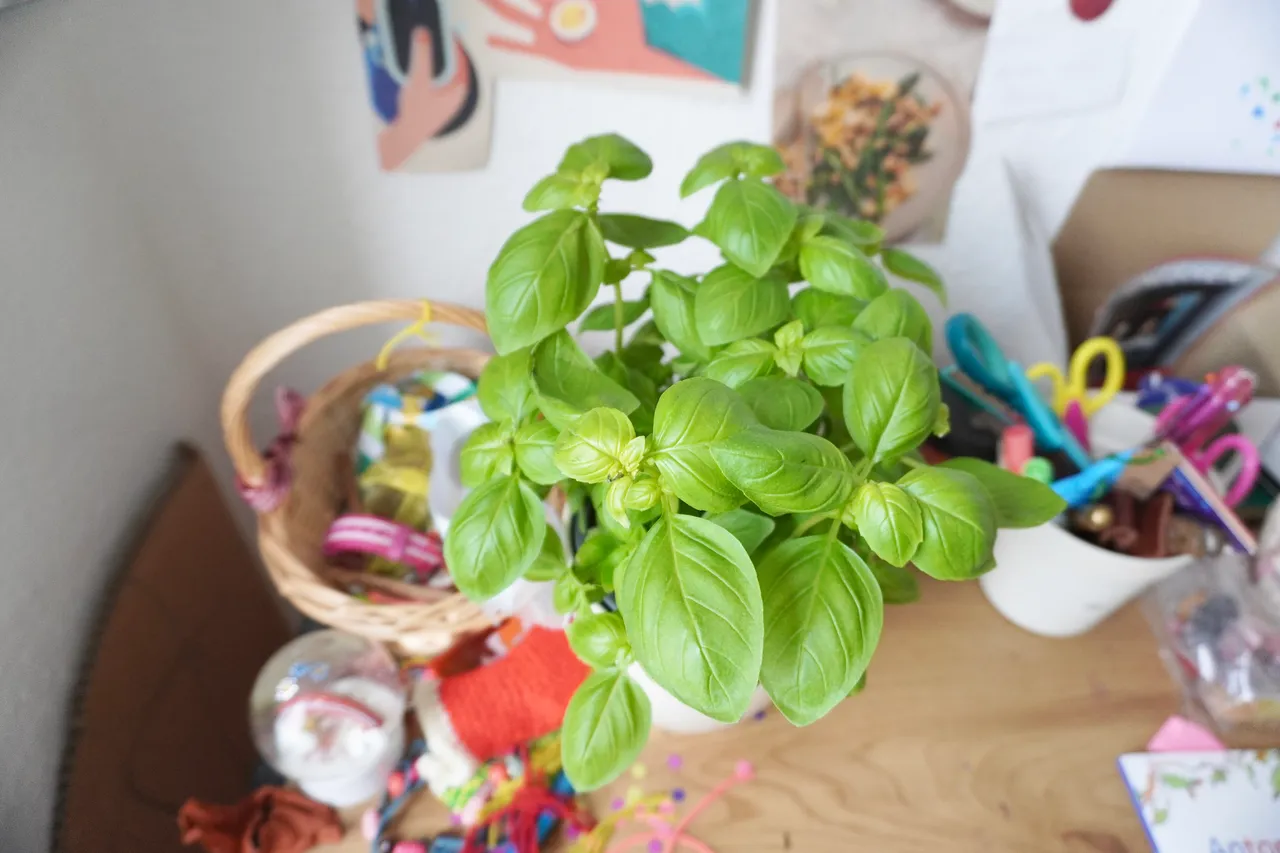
[237, 387, 306, 513]
[323, 515, 445, 579]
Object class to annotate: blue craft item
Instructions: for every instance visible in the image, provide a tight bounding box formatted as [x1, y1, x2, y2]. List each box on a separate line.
[945, 314, 1092, 469]
[639, 0, 750, 83]
[1051, 450, 1136, 508]
[1135, 373, 1203, 412]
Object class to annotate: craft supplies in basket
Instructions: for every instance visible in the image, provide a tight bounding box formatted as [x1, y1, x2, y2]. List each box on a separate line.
[221, 300, 497, 655]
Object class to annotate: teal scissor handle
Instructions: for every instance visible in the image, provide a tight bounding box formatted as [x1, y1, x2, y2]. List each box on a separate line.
[1007, 363, 1092, 470]
[946, 314, 1092, 470]
[946, 314, 1016, 399]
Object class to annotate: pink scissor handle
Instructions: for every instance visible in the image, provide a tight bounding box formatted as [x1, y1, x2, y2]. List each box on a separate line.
[1188, 435, 1261, 507]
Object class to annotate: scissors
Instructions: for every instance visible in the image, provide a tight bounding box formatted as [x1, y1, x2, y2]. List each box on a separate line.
[945, 315, 1092, 470]
[1153, 371, 1260, 507]
[1026, 337, 1126, 418]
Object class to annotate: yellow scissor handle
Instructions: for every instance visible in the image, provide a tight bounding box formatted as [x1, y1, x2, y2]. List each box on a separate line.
[1026, 337, 1126, 417]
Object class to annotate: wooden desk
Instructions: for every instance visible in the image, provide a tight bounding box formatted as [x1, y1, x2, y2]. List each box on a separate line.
[316, 578, 1177, 852]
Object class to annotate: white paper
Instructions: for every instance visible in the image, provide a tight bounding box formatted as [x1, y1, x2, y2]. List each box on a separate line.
[975, 28, 1131, 123]
[1119, 0, 1280, 175]
[1117, 750, 1280, 852]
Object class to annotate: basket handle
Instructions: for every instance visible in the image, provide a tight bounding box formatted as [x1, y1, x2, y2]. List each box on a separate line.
[221, 299, 488, 489]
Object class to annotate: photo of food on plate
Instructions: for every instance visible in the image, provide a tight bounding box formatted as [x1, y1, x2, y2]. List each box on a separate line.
[772, 0, 991, 243]
[776, 69, 942, 225]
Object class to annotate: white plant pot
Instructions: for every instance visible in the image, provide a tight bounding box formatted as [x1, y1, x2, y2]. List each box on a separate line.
[981, 524, 1191, 637]
[627, 662, 772, 734]
[980, 400, 1201, 637]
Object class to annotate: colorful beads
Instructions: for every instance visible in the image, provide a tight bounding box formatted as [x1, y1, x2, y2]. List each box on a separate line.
[391, 842, 427, 853]
[386, 770, 406, 799]
[360, 808, 380, 841]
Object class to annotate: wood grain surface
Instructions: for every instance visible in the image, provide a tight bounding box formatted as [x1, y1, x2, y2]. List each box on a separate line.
[315, 577, 1178, 853]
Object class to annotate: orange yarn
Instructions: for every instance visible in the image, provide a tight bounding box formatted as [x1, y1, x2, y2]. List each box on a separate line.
[439, 627, 589, 762]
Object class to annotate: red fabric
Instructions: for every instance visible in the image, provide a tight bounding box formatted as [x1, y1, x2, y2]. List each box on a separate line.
[439, 627, 589, 763]
[177, 787, 341, 853]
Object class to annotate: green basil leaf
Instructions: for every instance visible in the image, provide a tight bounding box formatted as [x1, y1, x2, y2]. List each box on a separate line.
[852, 289, 934, 355]
[711, 428, 854, 516]
[579, 296, 650, 332]
[680, 144, 739, 198]
[627, 247, 656, 267]
[699, 178, 797, 278]
[866, 553, 920, 604]
[705, 509, 776, 555]
[617, 515, 763, 722]
[731, 142, 786, 178]
[799, 236, 889, 300]
[649, 378, 754, 512]
[801, 326, 872, 387]
[444, 475, 545, 600]
[843, 338, 939, 463]
[566, 611, 631, 669]
[574, 528, 634, 590]
[772, 318, 805, 352]
[477, 349, 534, 423]
[814, 209, 885, 251]
[680, 141, 785, 198]
[598, 214, 689, 249]
[486, 210, 606, 355]
[562, 670, 651, 791]
[897, 467, 996, 580]
[526, 523, 569, 582]
[512, 419, 561, 485]
[604, 258, 632, 285]
[736, 376, 824, 431]
[629, 319, 665, 347]
[793, 288, 865, 331]
[881, 247, 947, 306]
[938, 458, 1066, 528]
[559, 133, 653, 181]
[703, 339, 777, 388]
[531, 331, 640, 429]
[523, 173, 599, 212]
[649, 270, 712, 362]
[847, 482, 923, 568]
[460, 421, 514, 487]
[815, 385, 850, 445]
[553, 407, 636, 484]
[553, 572, 584, 614]
[758, 536, 883, 726]
[694, 264, 791, 346]
[596, 351, 658, 435]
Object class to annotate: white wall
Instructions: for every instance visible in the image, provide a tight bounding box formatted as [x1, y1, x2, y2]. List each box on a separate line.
[67, 0, 781, 400]
[0, 3, 217, 849]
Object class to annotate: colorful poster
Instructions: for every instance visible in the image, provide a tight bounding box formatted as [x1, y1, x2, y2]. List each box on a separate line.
[475, 0, 752, 87]
[772, 0, 990, 243]
[356, 0, 756, 173]
[357, 0, 493, 172]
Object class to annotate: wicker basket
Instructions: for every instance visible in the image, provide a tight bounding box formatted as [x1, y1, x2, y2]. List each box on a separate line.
[221, 299, 499, 655]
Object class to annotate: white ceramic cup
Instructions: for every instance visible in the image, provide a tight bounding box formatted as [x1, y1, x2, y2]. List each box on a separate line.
[979, 402, 1194, 637]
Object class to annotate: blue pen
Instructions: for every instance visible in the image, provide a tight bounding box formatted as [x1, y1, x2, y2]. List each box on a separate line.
[1050, 450, 1136, 508]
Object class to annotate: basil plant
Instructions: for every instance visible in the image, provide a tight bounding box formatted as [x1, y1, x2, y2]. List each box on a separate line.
[445, 134, 1065, 791]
